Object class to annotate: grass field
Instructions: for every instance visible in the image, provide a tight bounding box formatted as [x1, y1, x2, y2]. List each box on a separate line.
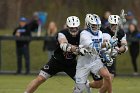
[0, 75, 140, 93]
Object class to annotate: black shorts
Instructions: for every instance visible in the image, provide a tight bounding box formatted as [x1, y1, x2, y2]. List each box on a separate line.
[105, 57, 116, 75]
[91, 73, 103, 81]
[41, 56, 77, 80]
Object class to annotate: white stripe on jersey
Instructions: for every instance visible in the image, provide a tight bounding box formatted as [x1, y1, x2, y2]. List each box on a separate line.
[58, 33, 68, 42]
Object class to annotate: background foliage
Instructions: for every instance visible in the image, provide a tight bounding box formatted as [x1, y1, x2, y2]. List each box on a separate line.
[0, 0, 140, 29]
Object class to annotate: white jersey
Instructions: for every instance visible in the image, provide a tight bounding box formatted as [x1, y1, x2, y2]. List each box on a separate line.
[77, 30, 103, 68]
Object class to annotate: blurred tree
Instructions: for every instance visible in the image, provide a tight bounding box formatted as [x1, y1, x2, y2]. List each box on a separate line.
[6, 0, 22, 28]
[0, 0, 140, 29]
[0, 0, 8, 29]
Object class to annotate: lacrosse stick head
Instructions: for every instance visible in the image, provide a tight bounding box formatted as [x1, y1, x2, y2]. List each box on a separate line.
[120, 9, 127, 25]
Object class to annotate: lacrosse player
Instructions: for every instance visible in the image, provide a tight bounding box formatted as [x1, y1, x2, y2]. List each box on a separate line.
[73, 14, 114, 93]
[88, 14, 128, 92]
[24, 16, 89, 93]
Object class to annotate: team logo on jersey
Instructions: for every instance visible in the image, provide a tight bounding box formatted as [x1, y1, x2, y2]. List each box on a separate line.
[44, 65, 49, 70]
[91, 38, 102, 51]
[92, 38, 102, 43]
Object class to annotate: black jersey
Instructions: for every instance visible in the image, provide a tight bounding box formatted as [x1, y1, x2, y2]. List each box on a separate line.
[101, 27, 125, 47]
[53, 29, 81, 63]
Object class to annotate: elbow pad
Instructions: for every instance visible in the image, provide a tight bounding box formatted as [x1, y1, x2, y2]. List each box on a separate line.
[60, 43, 72, 52]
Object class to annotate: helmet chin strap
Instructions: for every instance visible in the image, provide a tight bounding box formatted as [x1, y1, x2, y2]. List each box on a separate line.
[87, 27, 99, 36]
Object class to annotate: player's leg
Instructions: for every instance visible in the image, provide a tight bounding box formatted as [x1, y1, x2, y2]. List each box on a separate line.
[24, 56, 62, 93]
[64, 61, 88, 93]
[89, 73, 103, 88]
[105, 57, 116, 80]
[64, 61, 91, 93]
[90, 59, 112, 93]
[73, 66, 90, 93]
[24, 73, 49, 93]
[89, 58, 116, 92]
[73, 83, 87, 93]
[98, 67, 112, 93]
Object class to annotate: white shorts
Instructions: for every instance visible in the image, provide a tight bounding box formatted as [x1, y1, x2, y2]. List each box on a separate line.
[75, 58, 104, 84]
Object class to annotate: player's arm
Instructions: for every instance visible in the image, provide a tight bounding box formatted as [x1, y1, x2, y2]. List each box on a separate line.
[101, 40, 108, 48]
[118, 34, 128, 53]
[80, 32, 93, 48]
[101, 33, 113, 49]
[58, 33, 77, 52]
[80, 32, 98, 55]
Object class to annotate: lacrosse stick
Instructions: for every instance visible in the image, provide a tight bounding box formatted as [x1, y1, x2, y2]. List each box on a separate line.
[109, 9, 127, 57]
[82, 42, 103, 57]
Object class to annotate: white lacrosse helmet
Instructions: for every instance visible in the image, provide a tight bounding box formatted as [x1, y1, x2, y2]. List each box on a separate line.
[85, 14, 94, 26]
[85, 14, 92, 26]
[66, 16, 80, 27]
[108, 15, 120, 24]
[85, 14, 101, 26]
[93, 14, 101, 28]
[85, 14, 101, 32]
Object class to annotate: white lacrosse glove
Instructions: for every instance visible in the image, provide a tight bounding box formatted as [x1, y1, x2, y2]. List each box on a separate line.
[103, 53, 113, 66]
[105, 38, 118, 49]
[106, 57, 114, 66]
[99, 50, 113, 66]
[77, 45, 89, 56]
[109, 37, 118, 47]
[111, 47, 121, 57]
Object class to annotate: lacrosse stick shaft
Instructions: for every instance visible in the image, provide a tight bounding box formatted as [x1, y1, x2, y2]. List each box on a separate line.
[109, 9, 126, 57]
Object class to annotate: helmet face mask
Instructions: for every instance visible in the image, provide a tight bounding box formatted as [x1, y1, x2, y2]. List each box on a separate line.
[66, 16, 80, 36]
[90, 24, 98, 31]
[68, 27, 79, 36]
[110, 24, 118, 32]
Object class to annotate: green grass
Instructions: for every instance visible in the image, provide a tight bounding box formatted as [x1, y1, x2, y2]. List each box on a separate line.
[0, 75, 140, 93]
